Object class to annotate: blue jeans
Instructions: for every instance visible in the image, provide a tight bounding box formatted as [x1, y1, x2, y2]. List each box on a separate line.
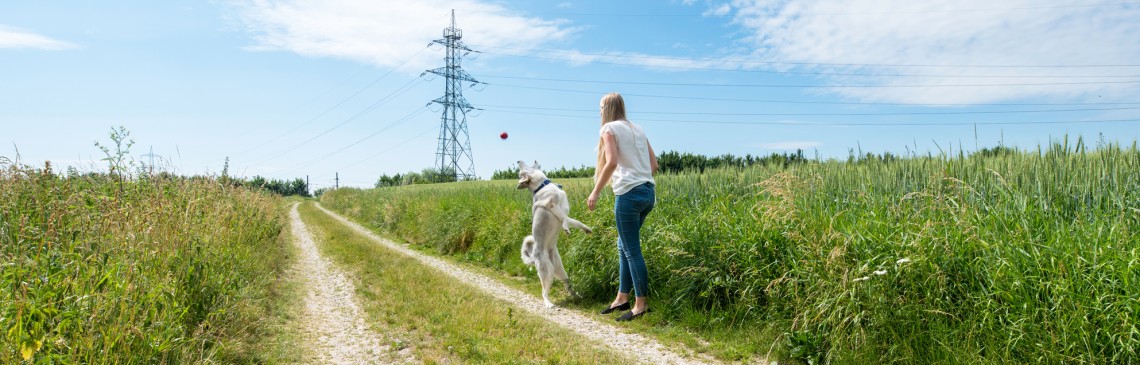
[615, 182, 655, 297]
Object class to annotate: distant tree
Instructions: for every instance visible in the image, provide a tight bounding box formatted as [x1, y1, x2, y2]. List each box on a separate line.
[240, 175, 310, 197]
[492, 150, 812, 178]
[656, 149, 809, 173]
[546, 165, 594, 179]
[974, 145, 1018, 158]
[491, 167, 518, 180]
[374, 167, 461, 187]
[421, 167, 458, 184]
[490, 164, 594, 180]
[375, 173, 405, 188]
[314, 187, 332, 197]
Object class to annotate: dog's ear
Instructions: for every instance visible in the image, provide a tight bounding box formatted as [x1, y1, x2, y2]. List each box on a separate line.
[517, 160, 527, 170]
[532, 160, 541, 170]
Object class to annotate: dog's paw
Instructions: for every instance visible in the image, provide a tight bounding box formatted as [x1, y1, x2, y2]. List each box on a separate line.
[583, 226, 593, 234]
[544, 301, 556, 308]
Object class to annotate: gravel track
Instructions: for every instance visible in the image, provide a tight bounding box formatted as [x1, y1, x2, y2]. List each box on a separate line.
[289, 203, 415, 364]
[315, 203, 738, 365]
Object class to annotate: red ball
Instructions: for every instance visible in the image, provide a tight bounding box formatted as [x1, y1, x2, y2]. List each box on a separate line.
[500, 132, 508, 140]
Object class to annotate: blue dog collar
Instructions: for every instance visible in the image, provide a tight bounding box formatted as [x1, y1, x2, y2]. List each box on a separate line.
[532, 179, 562, 194]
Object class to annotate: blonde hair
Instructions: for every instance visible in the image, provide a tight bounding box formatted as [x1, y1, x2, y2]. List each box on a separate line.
[595, 92, 627, 184]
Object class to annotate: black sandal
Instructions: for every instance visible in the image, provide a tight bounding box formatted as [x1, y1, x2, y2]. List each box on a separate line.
[616, 308, 652, 321]
[599, 302, 630, 315]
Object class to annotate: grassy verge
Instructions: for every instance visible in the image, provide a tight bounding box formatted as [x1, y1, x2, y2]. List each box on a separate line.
[296, 201, 634, 364]
[249, 198, 308, 363]
[1, 162, 292, 363]
[321, 142, 1140, 364]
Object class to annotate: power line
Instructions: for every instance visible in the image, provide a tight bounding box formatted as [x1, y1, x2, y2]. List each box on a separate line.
[489, 83, 1140, 106]
[228, 65, 374, 157]
[504, 2, 1140, 17]
[233, 46, 430, 158]
[281, 63, 374, 113]
[649, 118, 1140, 127]
[479, 109, 1140, 126]
[482, 49, 1140, 77]
[480, 74, 1140, 88]
[479, 104, 1140, 117]
[244, 77, 425, 168]
[476, 47, 1140, 69]
[743, 2, 1140, 16]
[335, 126, 437, 172]
[282, 107, 430, 175]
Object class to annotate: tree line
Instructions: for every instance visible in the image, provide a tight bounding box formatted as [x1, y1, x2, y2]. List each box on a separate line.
[374, 167, 464, 188]
[488, 150, 811, 179]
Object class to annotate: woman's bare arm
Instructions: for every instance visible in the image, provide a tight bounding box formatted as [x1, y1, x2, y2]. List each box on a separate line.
[588, 132, 619, 211]
[648, 141, 658, 174]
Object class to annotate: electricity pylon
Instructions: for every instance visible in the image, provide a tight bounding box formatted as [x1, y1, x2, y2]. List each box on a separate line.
[141, 146, 162, 174]
[423, 9, 482, 181]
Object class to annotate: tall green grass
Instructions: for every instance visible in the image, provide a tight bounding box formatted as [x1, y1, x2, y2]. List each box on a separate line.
[322, 141, 1139, 364]
[1, 162, 288, 363]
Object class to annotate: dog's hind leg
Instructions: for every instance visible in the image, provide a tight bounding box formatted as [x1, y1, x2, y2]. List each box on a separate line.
[549, 247, 579, 299]
[534, 254, 557, 308]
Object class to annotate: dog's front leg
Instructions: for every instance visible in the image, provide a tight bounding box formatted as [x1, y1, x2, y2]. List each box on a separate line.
[532, 198, 556, 210]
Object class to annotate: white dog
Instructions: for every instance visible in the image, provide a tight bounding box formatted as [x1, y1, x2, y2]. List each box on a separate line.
[516, 160, 592, 308]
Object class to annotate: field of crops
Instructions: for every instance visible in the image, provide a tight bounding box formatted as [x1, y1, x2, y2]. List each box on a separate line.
[1, 163, 288, 363]
[322, 142, 1140, 364]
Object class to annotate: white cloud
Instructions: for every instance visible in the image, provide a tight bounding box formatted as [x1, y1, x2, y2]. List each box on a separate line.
[229, 1, 756, 76]
[0, 25, 76, 50]
[228, 0, 577, 71]
[511, 47, 755, 72]
[704, 3, 732, 17]
[758, 141, 821, 150]
[726, 0, 1140, 104]
[557, 2, 573, 8]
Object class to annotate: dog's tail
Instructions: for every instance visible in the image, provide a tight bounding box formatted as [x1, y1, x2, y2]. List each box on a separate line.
[521, 235, 536, 266]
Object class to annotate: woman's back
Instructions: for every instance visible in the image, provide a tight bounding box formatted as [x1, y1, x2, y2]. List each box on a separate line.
[600, 120, 654, 195]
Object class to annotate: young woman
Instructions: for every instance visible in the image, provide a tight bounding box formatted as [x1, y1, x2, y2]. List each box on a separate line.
[587, 92, 659, 321]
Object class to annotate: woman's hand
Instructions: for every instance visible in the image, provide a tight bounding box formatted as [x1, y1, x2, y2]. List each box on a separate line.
[587, 191, 600, 211]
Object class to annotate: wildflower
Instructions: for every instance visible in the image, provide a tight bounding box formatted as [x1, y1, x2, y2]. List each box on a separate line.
[873, 269, 887, 276]
[853, 276, 870, 282]
[896, 258, 911, 265]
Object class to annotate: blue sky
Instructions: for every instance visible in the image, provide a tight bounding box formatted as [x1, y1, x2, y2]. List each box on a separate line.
[3, 1, 1139, 189]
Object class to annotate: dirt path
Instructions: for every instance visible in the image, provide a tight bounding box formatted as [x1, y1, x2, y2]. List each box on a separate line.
[315, 203, 740, 365]
[289, 203, 414, 364]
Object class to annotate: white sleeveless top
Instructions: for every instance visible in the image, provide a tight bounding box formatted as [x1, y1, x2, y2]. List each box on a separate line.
[600, 120, 655, 195]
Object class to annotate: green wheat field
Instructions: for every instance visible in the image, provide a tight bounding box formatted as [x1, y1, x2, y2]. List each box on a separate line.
[4, 140, 1138, 364]
[321, 141, 1139, 364]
